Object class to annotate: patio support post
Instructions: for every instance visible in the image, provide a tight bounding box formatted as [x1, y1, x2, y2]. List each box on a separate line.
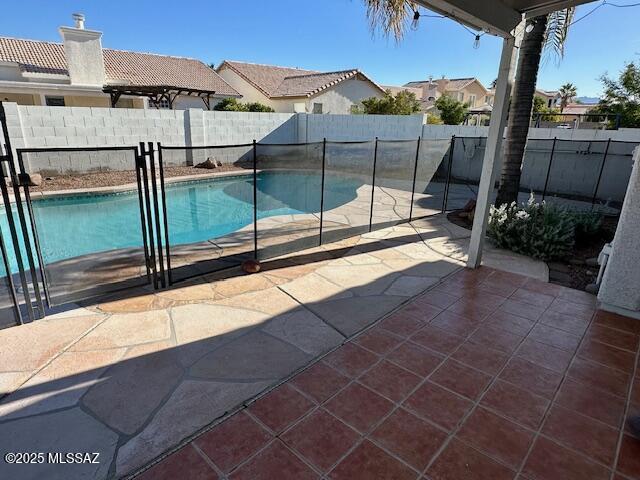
[467, 27, 521, 269]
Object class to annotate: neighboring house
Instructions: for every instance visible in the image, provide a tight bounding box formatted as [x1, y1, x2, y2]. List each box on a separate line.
[535, 88, 561, 109]
[404, 76, 492, 112]
[216, 61, 385, 114]
[0, 14, 239, 110]
[382, 85, 423, 98]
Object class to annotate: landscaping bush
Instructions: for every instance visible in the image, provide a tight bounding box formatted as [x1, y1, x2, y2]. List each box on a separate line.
[487, 194, 593, 261]
[214, 98, 275, 112]
[571, 211, 602, 242]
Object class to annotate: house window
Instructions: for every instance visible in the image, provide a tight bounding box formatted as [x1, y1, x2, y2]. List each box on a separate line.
[312, 103, 323, 114]
[45, 96, 65, 107]
[485, 95, 493, 105]
[469, 94, 476, 106]
[457, 92, 464, 102]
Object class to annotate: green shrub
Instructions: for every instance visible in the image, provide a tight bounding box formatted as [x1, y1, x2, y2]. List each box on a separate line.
[214, 98, 274, 112]
[488, 196, 574, 261]
[570, 211, 602, 241]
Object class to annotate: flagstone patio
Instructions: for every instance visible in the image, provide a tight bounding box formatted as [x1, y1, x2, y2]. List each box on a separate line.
[0, 215, 590, 480]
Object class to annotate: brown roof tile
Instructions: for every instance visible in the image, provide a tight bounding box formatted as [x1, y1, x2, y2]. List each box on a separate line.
[219, 60, 384, 98]
[0, 36, 239, 95]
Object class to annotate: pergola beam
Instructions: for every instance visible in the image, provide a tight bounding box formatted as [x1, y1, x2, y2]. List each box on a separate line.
[103, 85, 216, 109]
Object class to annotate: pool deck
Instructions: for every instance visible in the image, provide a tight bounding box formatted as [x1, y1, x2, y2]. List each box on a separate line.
[1, 215, 558, 479]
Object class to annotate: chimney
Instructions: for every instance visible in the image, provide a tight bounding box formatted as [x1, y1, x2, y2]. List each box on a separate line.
[59, 13, 106, 87]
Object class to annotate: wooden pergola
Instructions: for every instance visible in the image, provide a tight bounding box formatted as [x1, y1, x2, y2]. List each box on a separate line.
[413, 0, 595, 269]
[102, 85, 217, 110]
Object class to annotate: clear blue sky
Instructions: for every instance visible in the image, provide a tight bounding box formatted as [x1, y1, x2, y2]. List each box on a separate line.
[1, 0, 639, 97]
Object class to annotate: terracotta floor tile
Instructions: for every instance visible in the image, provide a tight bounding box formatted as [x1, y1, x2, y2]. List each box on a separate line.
[617, 434, 640, 480]
[521, 278, 564, 297]
[195, 411, 272, 473]
[403, 381, 473, 432]
[378, 313, 426, 338]
[359, 360, 421, 402]
[586, 324, 639, 352]
[459, 290, 508, 311]
[594, 310, 640, 335]
[554, 379, 625, 428]
[510, 288, 555, 309]
[475, 279, 518, 298]
[499, 299, 545, 321]
[446, 298, 493, 322]
[578, 338, 636, 373]
[137, 444, 218, 480]
[427, 439, 515, 480]
[457, 407, 534, 470]
[567, 357, 631, 397]
[542, 404, 619, 467]
[291, 361, 350, 404]
[430, 310, 481, 337]
[486, 310, 535, 337]
[354, 327, 403, 355]
[401, 301, 444, 323]
[632, 378, 640, 405]
[329, 440, 416, 480]
[248, 384, 315, 433]
[489, 270, 528, 287]
[528, 324, 581, 352]
[229, 440, 319, 480]
[410, 325, 465, 355]
[416, 290, 459, 309]
[469, 325, 524, 354]
[515, 338, 573, 374]
[324, 383, 394, 434]
[522, 437, 610, 480]
[371, 408, 447, 471]
[500, 357, 562, 399]
[430, 359, 492, 401]
[386, 341, 444, 377]
[557, 288, 596, 306]
[281, 409, 360, 473]
[539, 310, 590, 336]
[451, 341, 509, 376]
[549, 298, 595, 320]
[323, 343, 379, 378]
[481, 380, 549, 429]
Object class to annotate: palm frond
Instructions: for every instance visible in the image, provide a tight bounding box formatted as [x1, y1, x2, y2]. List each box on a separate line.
[364, 0, 416, 41]
[542, 8, 575, 62]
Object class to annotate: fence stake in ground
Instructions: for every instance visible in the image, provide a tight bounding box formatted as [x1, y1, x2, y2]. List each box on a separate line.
[442, 135, 455, 213]
[542, 137, 557, 201]
[253, 140, 258, 260]
[156, 143, 172, 286]
[319, 138, 327, 246]
[408, 136, 421, 223]
[591, 138, 612, 211]
[369, 137, 379, 232]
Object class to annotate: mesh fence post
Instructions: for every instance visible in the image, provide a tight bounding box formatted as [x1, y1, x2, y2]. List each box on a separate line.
[139, 142, 158, 289]
[442, 135, 455, 213]
[148, 142, 165, 288]
[319, 138, 327, 246]
[408, 136, 421, 223]
[157, 142, 172, 286]
[542, 137, 557, 201]
[591, 138, 612, 210]
[368, 137, 379, 232]
[253, 139, 258, 260]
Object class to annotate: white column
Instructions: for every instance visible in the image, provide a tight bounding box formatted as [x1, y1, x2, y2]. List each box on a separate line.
[467, 26, 521, 268]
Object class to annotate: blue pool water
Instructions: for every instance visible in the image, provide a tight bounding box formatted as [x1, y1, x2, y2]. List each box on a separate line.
[0, 171, 360, 275]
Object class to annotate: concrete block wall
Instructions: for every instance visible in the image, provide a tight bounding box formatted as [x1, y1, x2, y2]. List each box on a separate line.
[304, 113, 424, 142]
[202, 111, 296, 145]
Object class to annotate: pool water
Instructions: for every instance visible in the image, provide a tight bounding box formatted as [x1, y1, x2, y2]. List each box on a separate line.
[0, 171, 361, 275]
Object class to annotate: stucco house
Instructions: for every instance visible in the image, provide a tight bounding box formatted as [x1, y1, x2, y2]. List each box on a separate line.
[0, 14, 239, 110]
[216, 61, 385, 114]
[404, 76, 492, 112]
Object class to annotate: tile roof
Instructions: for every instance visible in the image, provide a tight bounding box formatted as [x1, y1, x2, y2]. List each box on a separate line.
[404, 77, 482, 93]
[219, 61, 384, 98]
[0, 36, 239, 95]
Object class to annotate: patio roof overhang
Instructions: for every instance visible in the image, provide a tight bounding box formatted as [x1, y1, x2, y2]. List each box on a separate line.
[413, 0, 595, 37]
[102, 85, 217, 110]
[412, 0, 597, 270]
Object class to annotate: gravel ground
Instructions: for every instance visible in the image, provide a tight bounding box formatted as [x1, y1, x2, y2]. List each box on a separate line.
[27, 164, 251, 192]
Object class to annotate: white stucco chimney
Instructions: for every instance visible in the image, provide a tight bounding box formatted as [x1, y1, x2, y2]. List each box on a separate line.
[59, 13, 106, 87]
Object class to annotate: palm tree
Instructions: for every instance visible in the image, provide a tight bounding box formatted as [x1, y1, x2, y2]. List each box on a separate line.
[559, 82, 577, 112]
[363, 1, 574, 206]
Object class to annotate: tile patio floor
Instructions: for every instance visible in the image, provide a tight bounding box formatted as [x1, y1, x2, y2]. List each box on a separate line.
[1, 215, 634, 479]
[134, 269, 640, 480]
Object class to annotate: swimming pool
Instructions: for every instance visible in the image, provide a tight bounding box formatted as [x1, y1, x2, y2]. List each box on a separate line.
[0, 171, 362, 275]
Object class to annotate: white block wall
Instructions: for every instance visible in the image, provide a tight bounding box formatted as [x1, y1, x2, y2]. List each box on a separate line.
[304, 113, 424, 142]
[202, 111, 297, 145]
